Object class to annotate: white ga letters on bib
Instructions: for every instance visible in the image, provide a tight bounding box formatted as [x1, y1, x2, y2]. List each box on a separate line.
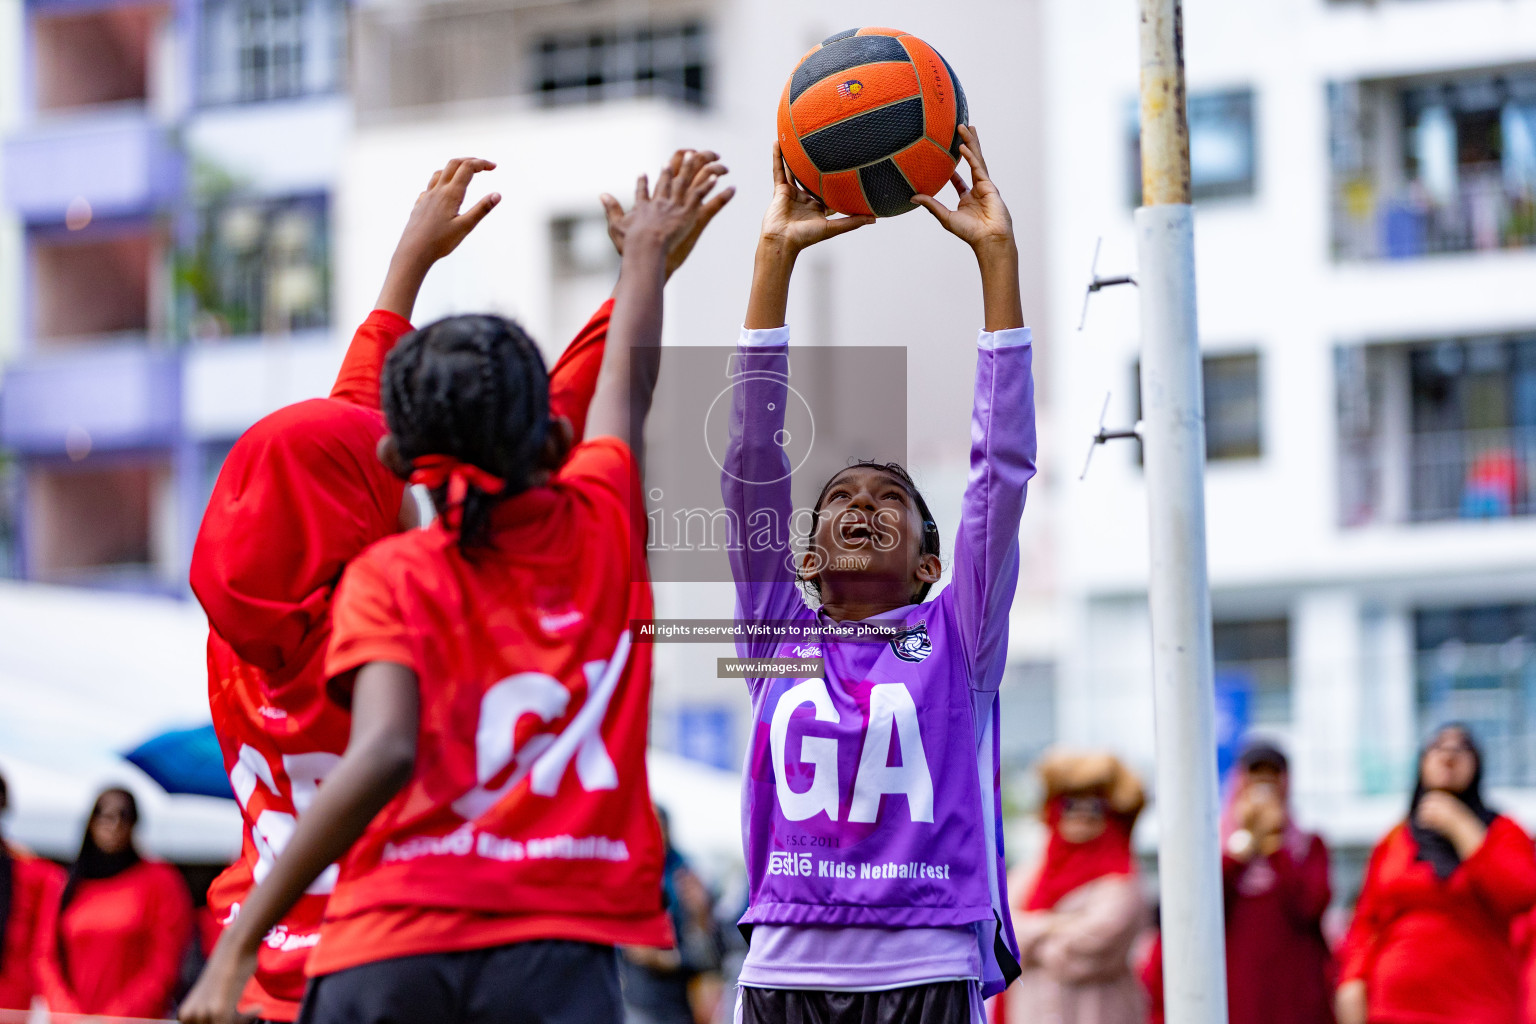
[769, 677, 934, 824]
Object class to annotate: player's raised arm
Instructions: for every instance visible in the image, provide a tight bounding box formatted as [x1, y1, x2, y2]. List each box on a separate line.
[585, 150, 729, 461]
[330, 158, 501, 407]
[913, 124, 1035, 688]
[550, 156, 736, 441]
[601, 147, 736, 283]
[910, 126, 1023, 332]
[744, 143, 874, 330]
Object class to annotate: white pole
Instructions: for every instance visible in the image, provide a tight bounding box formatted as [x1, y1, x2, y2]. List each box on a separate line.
[1136, 2, 1229, 1023]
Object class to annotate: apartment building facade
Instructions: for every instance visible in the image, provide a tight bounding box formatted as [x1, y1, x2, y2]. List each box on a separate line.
[0, 0, 351, 591]
[1044, 0, 1536, 876]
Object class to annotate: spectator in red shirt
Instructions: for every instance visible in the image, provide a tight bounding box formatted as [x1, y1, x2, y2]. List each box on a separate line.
[37, 788, 193, 1018]
[1336, 724, 1536, 1024]
[1220, 740, 1334, 1024]
[1005, 751, 1147, 1024]
[0, 773, 65, 1013]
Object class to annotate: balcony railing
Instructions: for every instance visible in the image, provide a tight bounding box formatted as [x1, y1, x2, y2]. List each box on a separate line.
[1410, 426, 1536, 521]
[1341, 425, 1536, 525]
[1333, 169, 1536, 260]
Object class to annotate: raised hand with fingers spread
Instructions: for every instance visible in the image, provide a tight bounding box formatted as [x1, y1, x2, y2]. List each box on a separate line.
[910, 125, 1022, 333]
[377, 156, 502, 320]
[761, 142, 875, 255]
[744, 143, 875, 330]
[601, 148, 736, 279]
[911, 126, 1014, 253]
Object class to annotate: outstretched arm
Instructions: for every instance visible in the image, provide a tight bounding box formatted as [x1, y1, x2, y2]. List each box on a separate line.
[745, 143, 874, 329]
[725, 144, 871, 634]
[586, 150, 730, 462]
[330, 157, 501, 407]
[912, 126, 1035, 690]
[178, 662, 420, 1024]
[551, 160, 737, 441]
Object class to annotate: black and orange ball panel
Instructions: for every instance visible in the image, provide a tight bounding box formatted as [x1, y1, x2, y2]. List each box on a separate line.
[777, 27, 968, 217]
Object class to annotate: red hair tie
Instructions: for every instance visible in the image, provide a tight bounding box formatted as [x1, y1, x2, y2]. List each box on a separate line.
[409, 455, 506, 533]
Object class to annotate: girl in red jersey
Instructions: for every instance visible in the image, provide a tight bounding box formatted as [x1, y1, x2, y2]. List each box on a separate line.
[37, 788, 193, 1018]
[180, 150, 731, 1024]
[1336, 724, 1536, 1024]
[0, 773, 65, 1014]
[191, 154, 729, 1022]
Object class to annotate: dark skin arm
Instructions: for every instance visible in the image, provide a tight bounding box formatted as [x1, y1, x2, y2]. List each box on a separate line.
[586, 149, 730, 460]
[602, 149, 735, 282]
[911, 125, 1025, 332]
[178, 663, 420, 1024]
[375, 157, 502, 321]
[744, 142, 874, 330]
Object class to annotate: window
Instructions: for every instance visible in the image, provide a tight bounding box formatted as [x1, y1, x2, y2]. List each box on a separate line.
[0, 456, 18, 580]
[26, 458, 172, 588]
[1133, 352, 1262, 462]
[1417, 603, 1536, 787]
[1128, 89, 1256, 205]
[551, 214, 619, 277]
[1410, 336, 1536, 519]
[1214, 618, 1291, 726]
[1338, 334, 1536, 525]
[34, 6, 164, 110]
[200, 0, 345, 105]
[1330, 68, 1536, 259]
[32, 228, 158, 347]
[533, 21, 709, 108]
[179, 195, 329, 338]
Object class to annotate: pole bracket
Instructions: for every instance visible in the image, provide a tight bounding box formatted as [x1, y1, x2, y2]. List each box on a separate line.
[1078, 238, 1138, 331]
[1079, 391, 1143, 480]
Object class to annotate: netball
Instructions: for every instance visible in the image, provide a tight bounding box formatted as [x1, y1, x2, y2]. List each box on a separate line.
[776, 27, 968, 217]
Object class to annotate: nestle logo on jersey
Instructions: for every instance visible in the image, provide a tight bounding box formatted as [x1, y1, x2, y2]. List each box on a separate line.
[538, 608, 585, 635]
[767, 851, 814, 876]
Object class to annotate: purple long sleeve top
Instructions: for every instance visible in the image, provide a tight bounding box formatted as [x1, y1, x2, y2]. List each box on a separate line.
[722, 323, 1035, 998]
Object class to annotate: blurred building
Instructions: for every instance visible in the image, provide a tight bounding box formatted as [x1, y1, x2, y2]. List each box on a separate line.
[1045, 0, 1536, 881]
[0, 0, 1056, 782]
[0, 0, 349, 591]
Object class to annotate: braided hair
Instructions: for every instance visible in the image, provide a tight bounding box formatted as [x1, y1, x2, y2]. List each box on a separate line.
[382, 314, 550, 553]
[801, 460, 942, 604]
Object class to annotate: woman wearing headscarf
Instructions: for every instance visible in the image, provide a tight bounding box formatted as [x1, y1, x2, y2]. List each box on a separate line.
[1005, 751, 1147, 1024]
[0, 772, 65, 1013]
[1221, 740, 1334, 1024]
[36, 788, 192, 1018]
[1336, 724, 1536, 1024]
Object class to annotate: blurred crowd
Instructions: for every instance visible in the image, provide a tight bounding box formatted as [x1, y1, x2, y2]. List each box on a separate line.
[1001, 722, 1536, 1024]
[4, 723, 1536, 1023]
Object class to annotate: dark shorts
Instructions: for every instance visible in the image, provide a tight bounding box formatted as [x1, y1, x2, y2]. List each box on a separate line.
[296, 940, 622, 1024]
[739, 980, 973, 1024]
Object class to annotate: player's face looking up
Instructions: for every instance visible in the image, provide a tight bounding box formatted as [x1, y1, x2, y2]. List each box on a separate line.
[802, 465, 941, 612]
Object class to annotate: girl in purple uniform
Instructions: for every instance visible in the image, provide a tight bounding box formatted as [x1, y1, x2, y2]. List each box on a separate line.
[723, 124, 1034, 1024]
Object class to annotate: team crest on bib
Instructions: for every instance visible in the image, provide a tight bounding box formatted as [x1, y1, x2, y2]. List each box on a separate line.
[890, 623, 933, 663]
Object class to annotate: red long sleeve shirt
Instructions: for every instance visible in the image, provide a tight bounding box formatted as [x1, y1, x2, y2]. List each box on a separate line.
[1223, 834, 1336, 1024]
[36, 861, 193, 1018]
[1339, 816, 1536, 1024]
[0, 846, 64, 1011]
